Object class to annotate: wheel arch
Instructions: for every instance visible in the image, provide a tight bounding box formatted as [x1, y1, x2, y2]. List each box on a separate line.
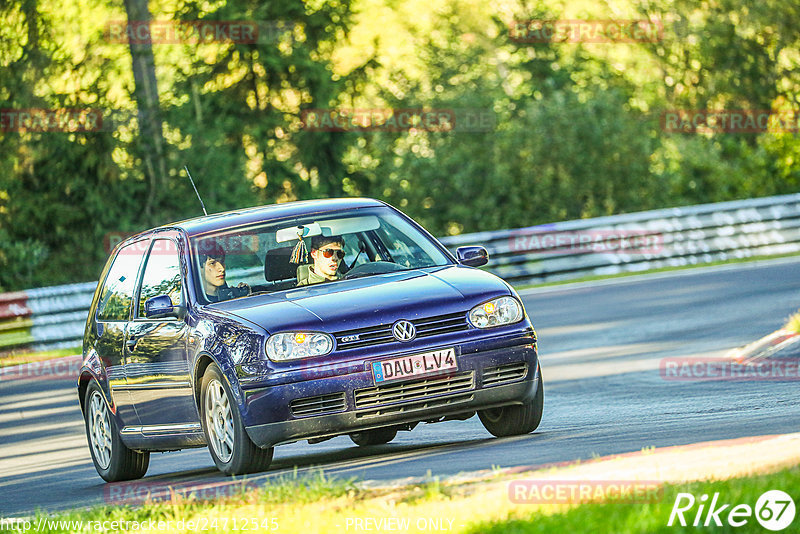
[77, 371, 92, 415]
[193, 353, 216, 411]
[77, 367, 112, 416]
[192, 351, 242, 412]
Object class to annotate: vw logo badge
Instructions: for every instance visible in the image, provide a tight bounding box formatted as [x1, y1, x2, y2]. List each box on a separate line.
[392, 320, 416, 342]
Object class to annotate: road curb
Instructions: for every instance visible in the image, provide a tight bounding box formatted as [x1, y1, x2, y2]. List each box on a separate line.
[726, 328, 800, 363]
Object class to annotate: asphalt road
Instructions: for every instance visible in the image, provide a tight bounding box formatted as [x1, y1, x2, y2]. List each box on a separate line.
[2, 258, 800, 516]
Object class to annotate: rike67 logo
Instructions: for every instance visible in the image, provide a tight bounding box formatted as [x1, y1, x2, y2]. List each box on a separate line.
[669, 490, 796, 531]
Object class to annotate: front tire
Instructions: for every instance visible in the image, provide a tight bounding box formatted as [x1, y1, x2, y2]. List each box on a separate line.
[200, 363, 273, 475]
[479, 364, 544, 437]
[349, 427, 398, 446]
[84, 380, 149, 482]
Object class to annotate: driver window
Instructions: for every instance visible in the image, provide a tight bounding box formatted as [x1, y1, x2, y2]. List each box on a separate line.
[137, 239, 182, 318]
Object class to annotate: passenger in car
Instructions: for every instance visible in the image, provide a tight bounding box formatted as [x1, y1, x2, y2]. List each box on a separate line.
[296, 235, 346, 286]
[199, 242, 251, 301]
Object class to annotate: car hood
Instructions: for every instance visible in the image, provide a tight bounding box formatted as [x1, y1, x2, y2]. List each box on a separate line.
[207, 265, 512, 334]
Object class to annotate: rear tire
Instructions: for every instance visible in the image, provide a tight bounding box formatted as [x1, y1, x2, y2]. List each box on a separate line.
[479, 364, 543, 437]
[84, 380, 149, 482]
[201, 363, 273, 475]
[349, 427, 398, 446]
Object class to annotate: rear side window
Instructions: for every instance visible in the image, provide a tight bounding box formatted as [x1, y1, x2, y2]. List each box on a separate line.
[137, 239, 183, 317]
[96, 242, 147, 321]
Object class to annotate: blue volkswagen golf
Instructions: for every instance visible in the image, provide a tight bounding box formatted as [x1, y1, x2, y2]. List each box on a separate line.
[78, 198, 542, 481]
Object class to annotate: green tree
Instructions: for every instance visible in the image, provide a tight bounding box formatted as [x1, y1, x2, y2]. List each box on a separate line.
[344, 5, 655, 234]
[0, 0, 138, 289]
[160, 0, 364, 216]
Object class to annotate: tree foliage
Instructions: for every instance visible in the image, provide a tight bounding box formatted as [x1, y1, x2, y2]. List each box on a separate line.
[0, 0, 798, 290]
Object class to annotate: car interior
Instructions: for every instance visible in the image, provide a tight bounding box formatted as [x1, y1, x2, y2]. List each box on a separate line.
[195, 213, 437, 301]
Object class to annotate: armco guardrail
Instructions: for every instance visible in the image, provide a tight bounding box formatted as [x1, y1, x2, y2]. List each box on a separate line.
[439, 192, 800, 284]
[2, 193, 799, 354]
[0, 283, 96, 353]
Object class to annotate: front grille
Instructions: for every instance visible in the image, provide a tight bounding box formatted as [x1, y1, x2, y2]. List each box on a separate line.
[354, 371, 475, 411]
[334, 312, 469, 350]
[290, 392, 346, 417]
[482, 362, 528, 387]
[355, 392, 474, 419]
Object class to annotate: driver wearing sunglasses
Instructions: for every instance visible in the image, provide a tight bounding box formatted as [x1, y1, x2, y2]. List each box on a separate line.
[296, 235, 346, 287]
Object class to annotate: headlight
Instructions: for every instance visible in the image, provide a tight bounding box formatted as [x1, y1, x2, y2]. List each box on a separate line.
[469, 296, 523, 328]
[265, 332, 334, 361]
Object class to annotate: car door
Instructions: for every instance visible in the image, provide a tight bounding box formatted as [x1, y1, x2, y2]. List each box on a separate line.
[124, 237, 198, 432]
[93, 240, 148, 428]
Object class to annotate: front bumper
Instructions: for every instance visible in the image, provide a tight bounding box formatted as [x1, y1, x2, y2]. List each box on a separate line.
[243, 331, 538, 448]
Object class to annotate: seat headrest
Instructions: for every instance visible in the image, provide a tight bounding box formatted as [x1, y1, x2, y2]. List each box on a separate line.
[264, 246, 299, 282]
[296, 264, 311, 282]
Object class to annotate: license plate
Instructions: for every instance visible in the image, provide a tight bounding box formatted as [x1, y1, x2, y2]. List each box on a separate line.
[371, 348, 457, 384]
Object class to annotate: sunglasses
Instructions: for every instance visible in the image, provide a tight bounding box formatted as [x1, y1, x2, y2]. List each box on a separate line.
[319, 248, 345, 260]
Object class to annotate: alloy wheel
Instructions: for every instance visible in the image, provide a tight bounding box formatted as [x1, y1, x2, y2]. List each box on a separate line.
[88, 390, 112, 470]
[204, 378, 234, 463]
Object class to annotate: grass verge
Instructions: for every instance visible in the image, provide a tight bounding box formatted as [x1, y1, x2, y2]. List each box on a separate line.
[468, 465, 800, 533]
[28, 462, 799, 533]
[28, 470, 362, 533]
[784, 310, 800, 334]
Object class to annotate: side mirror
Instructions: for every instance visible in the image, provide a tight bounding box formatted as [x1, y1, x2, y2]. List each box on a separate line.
[456, 246, 489, 267]
[144, 295, 181, 319]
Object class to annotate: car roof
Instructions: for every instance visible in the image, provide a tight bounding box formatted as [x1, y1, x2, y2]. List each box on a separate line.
[161, 197, 387, 237]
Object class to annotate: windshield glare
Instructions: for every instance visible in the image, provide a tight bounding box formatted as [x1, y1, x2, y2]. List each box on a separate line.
[190, 207, 452, 302]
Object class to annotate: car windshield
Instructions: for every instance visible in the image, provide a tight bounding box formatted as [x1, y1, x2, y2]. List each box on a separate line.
[189, 207, 453, 302]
